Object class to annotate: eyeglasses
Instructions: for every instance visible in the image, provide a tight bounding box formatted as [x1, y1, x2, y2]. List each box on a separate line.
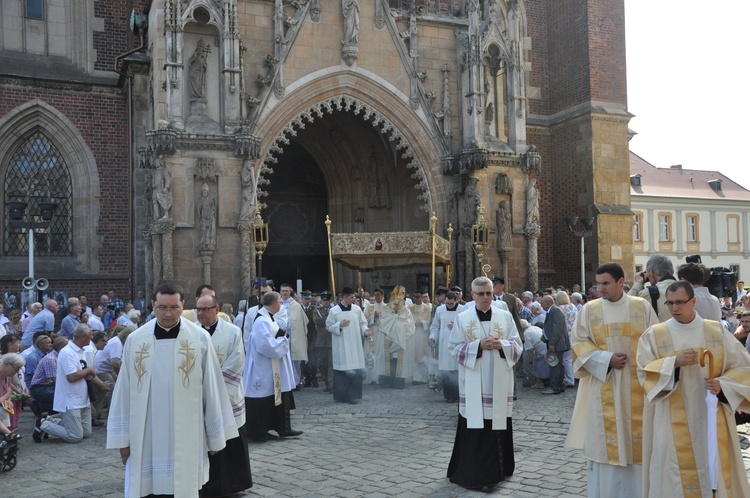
[473, 291, 493, 297]
[196, 306, 217, 313]
[665, 300, 690, 307]
[155, 306, 182, 313]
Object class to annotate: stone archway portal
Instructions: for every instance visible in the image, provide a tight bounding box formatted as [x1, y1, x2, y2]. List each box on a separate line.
[261, 107, 431, 292]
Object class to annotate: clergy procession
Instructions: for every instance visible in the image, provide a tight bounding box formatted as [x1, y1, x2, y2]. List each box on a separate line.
[4, 258, 750, 497]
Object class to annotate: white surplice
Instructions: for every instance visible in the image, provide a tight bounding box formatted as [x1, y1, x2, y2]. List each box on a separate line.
[243, 308, 294, 398]
[210, 319, 246, 427]
[449, 307, 522, 429]
[107, 318, 238, 498]
[410, 302, 433, 382]
[430, 303, 466, 371]
[326, 304, 368, 371]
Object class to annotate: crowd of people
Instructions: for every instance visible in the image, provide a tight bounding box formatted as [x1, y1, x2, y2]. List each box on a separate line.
[1, 257, 750, 496]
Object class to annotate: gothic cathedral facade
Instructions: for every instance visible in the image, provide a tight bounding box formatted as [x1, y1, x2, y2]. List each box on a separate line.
[0, 0, 635, 306]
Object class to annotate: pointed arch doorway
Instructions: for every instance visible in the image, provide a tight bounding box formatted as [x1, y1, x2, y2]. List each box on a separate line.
[261, 108, 428, 293]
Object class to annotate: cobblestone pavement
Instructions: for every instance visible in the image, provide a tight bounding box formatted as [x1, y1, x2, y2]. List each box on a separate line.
[4, 379, 750, 497]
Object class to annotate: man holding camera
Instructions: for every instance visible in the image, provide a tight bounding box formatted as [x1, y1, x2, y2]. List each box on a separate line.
[628, 254, 676, 322]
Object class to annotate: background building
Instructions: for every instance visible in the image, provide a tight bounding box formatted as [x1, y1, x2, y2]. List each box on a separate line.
[1, 0, 635, 307]
[630, 151, 750, 282]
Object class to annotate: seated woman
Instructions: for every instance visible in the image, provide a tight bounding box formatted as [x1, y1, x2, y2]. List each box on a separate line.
[0, 353, 26, 436]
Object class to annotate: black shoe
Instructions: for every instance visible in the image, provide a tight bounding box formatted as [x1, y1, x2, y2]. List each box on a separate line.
[33, 418, 44, 443]
[311, 380, 319, 387]
[278, 430, 303, 438]
[348, 399, 360, 405]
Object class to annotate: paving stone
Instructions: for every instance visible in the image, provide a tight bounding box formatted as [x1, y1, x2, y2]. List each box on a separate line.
[7, 380, 750, 496]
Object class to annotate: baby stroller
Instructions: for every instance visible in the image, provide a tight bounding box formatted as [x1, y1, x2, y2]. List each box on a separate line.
[0, 432, 21, 472]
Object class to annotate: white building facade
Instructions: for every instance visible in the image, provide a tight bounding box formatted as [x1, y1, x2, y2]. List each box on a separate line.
[630, 152, 750, 281]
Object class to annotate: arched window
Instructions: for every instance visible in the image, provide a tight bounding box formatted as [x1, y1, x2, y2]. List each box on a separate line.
[4, 131, 73, 256]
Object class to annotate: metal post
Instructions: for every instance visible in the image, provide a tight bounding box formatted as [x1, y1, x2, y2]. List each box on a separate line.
[580, 235, 585, 294]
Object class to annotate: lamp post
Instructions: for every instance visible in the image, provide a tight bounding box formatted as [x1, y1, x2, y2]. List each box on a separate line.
[6, 200, 57, 301]
[251, 204, 269, 287]
[472, 204, 492, 278]
[564, 216, 595, 293]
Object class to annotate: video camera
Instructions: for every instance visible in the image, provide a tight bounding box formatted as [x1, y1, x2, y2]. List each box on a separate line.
[686, 254, 738, 304]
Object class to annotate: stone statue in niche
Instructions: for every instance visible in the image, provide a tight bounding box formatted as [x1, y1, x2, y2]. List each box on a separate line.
[496, 200, 511, 250]
[367, 153, 391, 209]
[185, 39, 221, 134]
[239, 159, 257, 221]
[341, 0, 359, 65]
[525, 178, 539, 226]
[342, 0, 359, 45]
[152, 157, 173, 221]
[197, 182, 217, 250]
[189, 39, 210, 100]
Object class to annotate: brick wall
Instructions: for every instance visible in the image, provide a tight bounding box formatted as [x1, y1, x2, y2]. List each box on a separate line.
[94, 0, 149, 72]
[0, 82, 130, 293]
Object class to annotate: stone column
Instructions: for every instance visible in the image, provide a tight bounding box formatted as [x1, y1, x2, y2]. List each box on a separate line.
[200, 250, 213, 285]
[525, 222, 540, 291]
[144, 230, 153, 296]
[151, 220, 175, 281]
[237, 221, 255, 297]
[151, 228, 162, 284]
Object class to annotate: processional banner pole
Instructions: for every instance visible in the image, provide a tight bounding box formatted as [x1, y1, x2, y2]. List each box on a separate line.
[325, 215, 336, 295]
[431, 212, 437, 301]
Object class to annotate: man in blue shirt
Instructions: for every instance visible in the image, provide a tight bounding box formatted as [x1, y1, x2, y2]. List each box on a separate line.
[22, 299, 59, 348]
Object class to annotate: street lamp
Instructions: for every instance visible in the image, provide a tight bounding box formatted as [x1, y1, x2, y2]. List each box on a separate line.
[471, 204, 489, 261]
[5, 200, 57, 300]
[251, 204, 269, 286]
[564, 216, 595, 293]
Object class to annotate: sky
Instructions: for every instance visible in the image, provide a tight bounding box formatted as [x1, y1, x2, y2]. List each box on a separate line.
[624, 0, 750, 190]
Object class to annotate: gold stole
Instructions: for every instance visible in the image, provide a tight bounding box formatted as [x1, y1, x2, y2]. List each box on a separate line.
[587, 298, 645, 465]
[649, 321, 731, 497]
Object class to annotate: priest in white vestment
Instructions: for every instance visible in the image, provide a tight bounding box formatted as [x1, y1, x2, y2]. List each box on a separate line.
[107, 281, 238, 498]
[447, 277, 522, 490]
[429, 290, 465, 402]
[410, 290, 432, 383]
[243, 291, 301, 442]
[377, 286, 415, 389]
[280, 283, 309, 387]
[564, 263, 658, 498]
[365, 289, 386, 383]
[637, 281, 750, 498]
[325, 287, 369, 404]
[196, 294, 252, 497]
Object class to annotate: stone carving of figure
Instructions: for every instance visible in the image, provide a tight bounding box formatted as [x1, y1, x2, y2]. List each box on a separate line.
[463, 175, 480, 231]
[197, 182, 217, 249]
[239, 159, 257, 221]
[496, 200, 512, 250]
[152, 157, 173, 221]
[367, 153, 391, 209]
[526, 178, 539, 226]
[189, 39, 210, 100]
[342, 0, 359, 46]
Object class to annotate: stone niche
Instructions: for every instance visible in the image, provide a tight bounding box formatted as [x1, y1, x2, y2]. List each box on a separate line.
[183, 24, 222, 134]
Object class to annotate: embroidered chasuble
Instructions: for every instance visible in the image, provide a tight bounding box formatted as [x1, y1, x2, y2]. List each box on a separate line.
[107, 318, 238, 497]
[564, 294, 658, 498]
[449, 307, 522, 429]
[637, 316, 750, 498]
